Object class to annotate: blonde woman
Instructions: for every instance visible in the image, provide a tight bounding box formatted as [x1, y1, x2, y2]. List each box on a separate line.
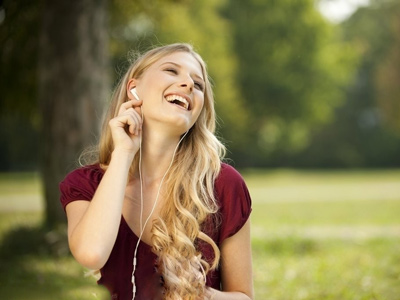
[60, 43, 253, 300]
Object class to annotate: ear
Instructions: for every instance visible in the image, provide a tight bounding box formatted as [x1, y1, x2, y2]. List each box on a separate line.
[126, 79, 138, 100]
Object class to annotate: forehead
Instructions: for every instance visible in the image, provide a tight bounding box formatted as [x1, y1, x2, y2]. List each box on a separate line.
[153, 52, 204, 79]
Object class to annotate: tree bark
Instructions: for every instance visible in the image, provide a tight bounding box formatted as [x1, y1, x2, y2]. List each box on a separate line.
[38, 0, 109, 226]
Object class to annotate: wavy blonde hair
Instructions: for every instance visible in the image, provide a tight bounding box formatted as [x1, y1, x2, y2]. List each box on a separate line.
[97, 43, 225, 299]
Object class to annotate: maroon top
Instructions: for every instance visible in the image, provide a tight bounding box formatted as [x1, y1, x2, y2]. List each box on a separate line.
[60, 163, 252, 300]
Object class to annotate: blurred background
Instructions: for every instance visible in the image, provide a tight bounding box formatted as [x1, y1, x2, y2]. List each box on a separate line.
[0, 0, 399, 299]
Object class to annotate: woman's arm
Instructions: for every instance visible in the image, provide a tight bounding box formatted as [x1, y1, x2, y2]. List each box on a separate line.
[207, 219, 254, 299]
[66, 150, 133, 270]
[66, 99, 143, 270]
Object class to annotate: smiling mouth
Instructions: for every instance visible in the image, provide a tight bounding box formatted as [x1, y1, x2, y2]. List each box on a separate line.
[165, 95, 190, 110]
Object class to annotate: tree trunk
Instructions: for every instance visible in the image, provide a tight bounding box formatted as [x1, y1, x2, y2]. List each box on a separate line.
[38, 0, 109, 226]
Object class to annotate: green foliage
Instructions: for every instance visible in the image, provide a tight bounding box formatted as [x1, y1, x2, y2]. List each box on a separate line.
[109, 0, 358, 165]
[221, 0, 357, 164]
[290, 0, 400, 168]
[374, 2, 400, 133]
[0, 0, 42, 119]
[0, 1, 42, 171]
[2, 0, 400, 170]
[0, 114, 39, 171]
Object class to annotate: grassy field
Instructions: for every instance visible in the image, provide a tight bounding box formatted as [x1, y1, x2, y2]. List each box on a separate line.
[0, 169, 399, 299]
[246, 169, 400, 300]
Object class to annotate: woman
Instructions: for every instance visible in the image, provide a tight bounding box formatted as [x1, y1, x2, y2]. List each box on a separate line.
[60, 43, 253, 300]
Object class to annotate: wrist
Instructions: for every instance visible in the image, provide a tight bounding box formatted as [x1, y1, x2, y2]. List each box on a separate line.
[111, 147, 136, 162]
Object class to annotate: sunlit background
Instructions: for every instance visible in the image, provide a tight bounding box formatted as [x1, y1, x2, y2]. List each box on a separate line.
[0, 0, 399, 299]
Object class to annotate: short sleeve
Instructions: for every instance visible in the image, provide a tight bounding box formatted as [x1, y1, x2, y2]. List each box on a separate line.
[59, 164, 104, 211]
[215, 163, 252, 243]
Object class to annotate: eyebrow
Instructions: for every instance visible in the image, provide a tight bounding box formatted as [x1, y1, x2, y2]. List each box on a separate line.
[160, 61, 204, 82]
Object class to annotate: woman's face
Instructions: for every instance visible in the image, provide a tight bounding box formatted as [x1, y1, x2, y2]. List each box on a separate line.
[134, 51, 206, 135]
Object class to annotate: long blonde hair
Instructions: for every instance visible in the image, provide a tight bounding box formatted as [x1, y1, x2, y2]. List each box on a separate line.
[98, 43, 225, 298]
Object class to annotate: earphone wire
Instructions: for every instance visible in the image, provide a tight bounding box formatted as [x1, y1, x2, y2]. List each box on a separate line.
[131, 106, 189, 299]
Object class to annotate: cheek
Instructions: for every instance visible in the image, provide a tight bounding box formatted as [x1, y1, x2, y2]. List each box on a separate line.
[195, 98, 204, 115]
[193, 101, 205, 122]
[196, 94, 205, 110]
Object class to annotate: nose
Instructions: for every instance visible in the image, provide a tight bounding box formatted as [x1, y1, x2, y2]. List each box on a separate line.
[179, 74, 194, 92]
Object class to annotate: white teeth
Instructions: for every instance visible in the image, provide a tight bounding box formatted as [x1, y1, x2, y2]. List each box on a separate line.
[165, 95, 189, 110]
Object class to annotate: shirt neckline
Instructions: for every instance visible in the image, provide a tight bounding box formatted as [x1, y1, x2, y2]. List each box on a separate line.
[120, 214, 152, 249]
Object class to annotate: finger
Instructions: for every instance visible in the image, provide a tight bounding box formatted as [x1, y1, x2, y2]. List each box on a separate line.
[129, 99, 143, 117]
[134, 105, 142, 117]
[110, 113, 140, 136]
[127, 113, 141, 136]
[115, 108, 142, 134]
[119, 113, 140, 136]
[119, 99, 143, 115]
[131, 98, 143, 108]
[118, 101, 132, 115]
[124, 108, 143, 130]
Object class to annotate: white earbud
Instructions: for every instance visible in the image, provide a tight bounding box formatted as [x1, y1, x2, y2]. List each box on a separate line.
[130, 88, 140, 101]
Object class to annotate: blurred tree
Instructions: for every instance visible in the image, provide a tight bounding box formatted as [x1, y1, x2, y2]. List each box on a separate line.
[291, 0, 400, 168]
[39, 0, 109, 226]
[222, 0, 355, 166]
[0, 0, 42, 170]
[375, 2, 400, 134]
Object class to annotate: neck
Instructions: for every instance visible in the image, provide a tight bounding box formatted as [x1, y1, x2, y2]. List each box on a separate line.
[137, 128, 186, 184]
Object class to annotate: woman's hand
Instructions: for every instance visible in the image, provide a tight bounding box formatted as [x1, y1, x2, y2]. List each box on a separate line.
[109, 99, 143, 155]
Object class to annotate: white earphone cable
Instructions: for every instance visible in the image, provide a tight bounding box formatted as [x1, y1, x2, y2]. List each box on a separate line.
[131, 106, 189, 299]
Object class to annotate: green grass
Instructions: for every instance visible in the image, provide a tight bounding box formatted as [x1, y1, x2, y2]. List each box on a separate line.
[244, 168, 400, 300]
[0, 172, 42, 195]
[0, 172, 42, 212]
[0, 211, 108, 300]
[0, 169, 399, 299]
[252, 237, 400, 300]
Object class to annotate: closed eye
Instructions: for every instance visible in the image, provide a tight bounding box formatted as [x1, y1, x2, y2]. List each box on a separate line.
[194, 81, 204, 91]
[165, 68, 178, 74]
[164, 66, 204, 91]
